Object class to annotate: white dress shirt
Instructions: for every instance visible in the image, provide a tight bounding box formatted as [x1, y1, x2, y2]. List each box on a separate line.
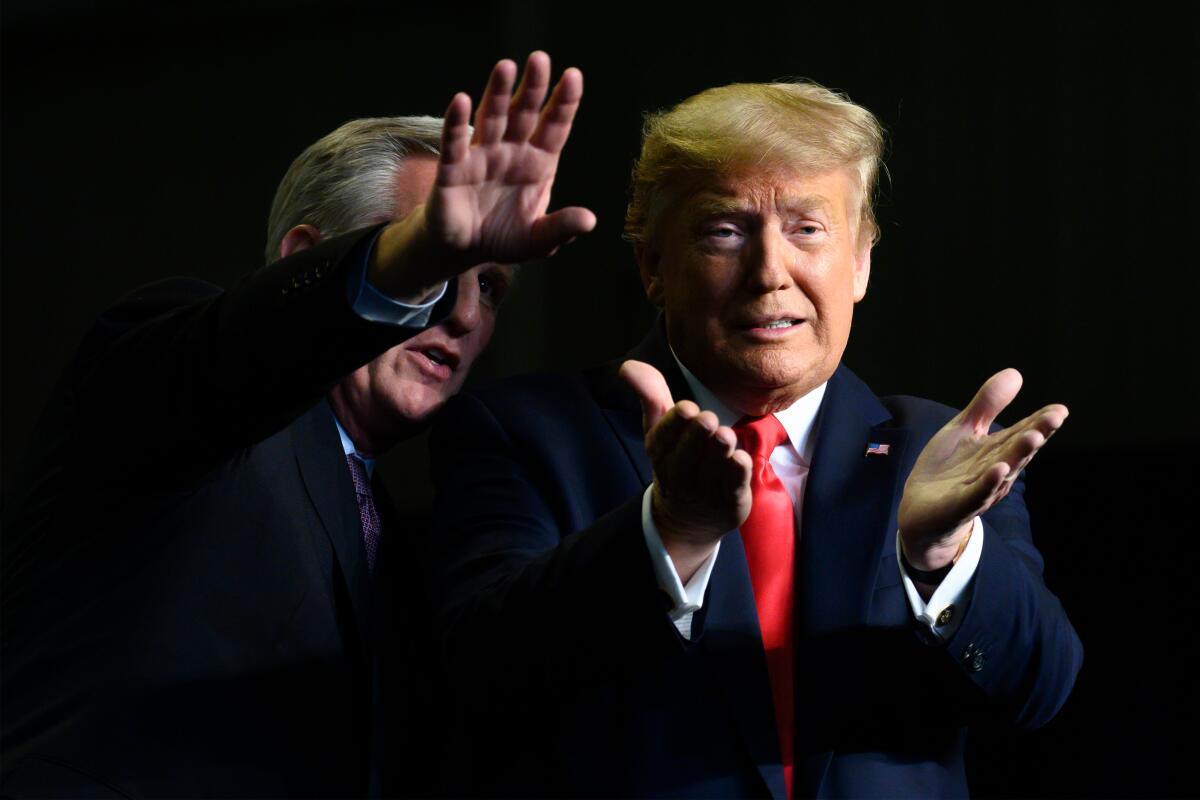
[641, 352, 982, 641]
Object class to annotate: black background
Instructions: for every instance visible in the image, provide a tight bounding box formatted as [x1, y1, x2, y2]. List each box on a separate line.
[3, 2, 1197, 796]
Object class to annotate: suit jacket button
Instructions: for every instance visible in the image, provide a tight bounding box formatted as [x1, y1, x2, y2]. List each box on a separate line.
[936, 605, 955, 626]
[961, 643, 985, 672]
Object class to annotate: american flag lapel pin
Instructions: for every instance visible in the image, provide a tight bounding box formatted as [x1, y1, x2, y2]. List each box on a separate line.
[865, 442, 890, 456]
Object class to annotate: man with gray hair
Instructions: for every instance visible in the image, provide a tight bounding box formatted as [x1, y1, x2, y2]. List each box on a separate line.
[1, 52, 593, 798]
[428, 79, 1082, 798]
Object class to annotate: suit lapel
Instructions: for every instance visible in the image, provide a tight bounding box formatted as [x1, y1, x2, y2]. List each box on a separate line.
[595, 320, 692, 487]
[293, 401, 372, 659]
[794, 365, 910, 794]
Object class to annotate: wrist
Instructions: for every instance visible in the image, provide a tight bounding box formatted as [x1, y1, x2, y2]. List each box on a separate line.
[651, 489, 721, 581]
[900, 520, 973, 574]
[368, 206, 466, 301]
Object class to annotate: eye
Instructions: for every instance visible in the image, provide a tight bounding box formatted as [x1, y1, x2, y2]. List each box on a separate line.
[478, 271, 510, 308]
[703, 224, 744, 246]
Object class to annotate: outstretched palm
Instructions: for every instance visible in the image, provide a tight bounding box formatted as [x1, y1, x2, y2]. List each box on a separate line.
[898, 369, 1068, 558]
[427, 52, 595, 267]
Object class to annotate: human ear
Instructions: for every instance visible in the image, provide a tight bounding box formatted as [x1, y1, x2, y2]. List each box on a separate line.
[279, 224, 322, 260]
[852, 243, 872, 302]
[634, 241, 665, 306]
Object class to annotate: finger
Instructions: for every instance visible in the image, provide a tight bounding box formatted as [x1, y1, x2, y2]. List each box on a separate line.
[645, 401, 701, 473]
[530, 66, 583, 154]
[619, 360, 674, 432]
[999, 429, 1046, 471]
[696, 427, 747, 487]
[472, 59, 517, 146]
[985, 402, 1069, 453]
[712, 425, 738, 458]
[1028, 403, 1069, 438]
[505, 51, 551, 143]
[961, 368, 1023, 435]
[962, 461, 1011, 516]
[529, 206, 597, 256]
[731, 448, 754, 482]
[663, 410, 745, 496]
[439, 92, 473, 169]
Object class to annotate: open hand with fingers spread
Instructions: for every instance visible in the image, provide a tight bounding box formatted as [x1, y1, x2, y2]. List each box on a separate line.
[369, 51, 596, 301]
[620, 360, 752, 582]
[899, 368, 1068, 571]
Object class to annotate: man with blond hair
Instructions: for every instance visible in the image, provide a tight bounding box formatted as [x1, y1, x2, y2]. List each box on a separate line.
[428, 80, 1082, 798]
[1, 53, 594, 797]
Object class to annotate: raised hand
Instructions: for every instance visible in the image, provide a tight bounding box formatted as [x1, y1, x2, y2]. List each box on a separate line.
[369, 52, 596, 301]
[898, 369, 1068, 570]
[429, 51, 595, 262]
[620, 360, 752, 581]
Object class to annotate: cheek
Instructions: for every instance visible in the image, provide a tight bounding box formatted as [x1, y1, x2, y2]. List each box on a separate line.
[462, 319, 497, 368]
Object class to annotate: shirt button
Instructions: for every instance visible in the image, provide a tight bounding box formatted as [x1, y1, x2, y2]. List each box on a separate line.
[936, 605, 955, 626]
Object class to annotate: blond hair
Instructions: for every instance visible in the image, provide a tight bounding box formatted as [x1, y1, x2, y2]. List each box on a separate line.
[624, 81, 885, 245]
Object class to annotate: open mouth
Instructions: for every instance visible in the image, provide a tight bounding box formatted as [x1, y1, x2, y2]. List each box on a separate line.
[411, 345, 459, 374]
[761, 319, 802, 330]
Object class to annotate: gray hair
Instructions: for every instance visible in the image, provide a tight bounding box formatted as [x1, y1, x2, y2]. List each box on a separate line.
[264, 115, 444, 263]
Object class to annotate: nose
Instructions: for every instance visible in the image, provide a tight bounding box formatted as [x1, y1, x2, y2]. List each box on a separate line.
[744, 226, 795, 294]
[443, 271, 482, 335]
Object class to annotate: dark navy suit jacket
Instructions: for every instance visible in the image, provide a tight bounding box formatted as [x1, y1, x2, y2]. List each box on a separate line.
[427, 320, 1083, 798]
[1, 228, 454, 798]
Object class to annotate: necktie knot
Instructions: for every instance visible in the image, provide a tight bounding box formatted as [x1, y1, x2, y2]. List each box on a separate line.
[734, 414, 789, 463]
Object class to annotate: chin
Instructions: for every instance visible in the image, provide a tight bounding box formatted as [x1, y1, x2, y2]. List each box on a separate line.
[378, 382, 449, 429]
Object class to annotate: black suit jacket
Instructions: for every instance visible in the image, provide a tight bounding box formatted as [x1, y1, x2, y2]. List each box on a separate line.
[1, 228, 455, 798]
[426, 319, 1083, 798]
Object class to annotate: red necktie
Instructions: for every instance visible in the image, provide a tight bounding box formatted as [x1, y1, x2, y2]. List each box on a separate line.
[734, 414, 795, 799]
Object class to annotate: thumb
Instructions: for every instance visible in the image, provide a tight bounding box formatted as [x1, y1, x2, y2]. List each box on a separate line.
[619, 359, 674, 432]
[529, 206, 597, 255]
[962, 368, 1023, 434]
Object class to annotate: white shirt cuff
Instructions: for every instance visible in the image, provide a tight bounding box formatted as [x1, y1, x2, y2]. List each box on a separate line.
[641, 486, 720, 640]
[898, 516, 984, 641]
[346, 231, 448, 326]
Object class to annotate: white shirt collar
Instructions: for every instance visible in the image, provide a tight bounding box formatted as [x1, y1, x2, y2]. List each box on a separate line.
[669, 347, 827, 465]
[333, 415, 375, 476]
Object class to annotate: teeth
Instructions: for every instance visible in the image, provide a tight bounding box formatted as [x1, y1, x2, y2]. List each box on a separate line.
[424, 351, 447, 365]
[764, 320, 795, 329]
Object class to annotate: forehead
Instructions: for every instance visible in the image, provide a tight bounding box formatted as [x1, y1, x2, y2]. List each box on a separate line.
[390, 154, 439, 219]
[681, 167, 860, 219]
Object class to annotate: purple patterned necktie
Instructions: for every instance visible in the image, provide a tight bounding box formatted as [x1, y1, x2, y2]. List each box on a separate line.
[345, 454, 380, 575]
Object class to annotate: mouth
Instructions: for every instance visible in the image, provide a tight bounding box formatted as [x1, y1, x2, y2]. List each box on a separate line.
[406, 344, 460, 379]
[739, 315, 807, 336]
[418, 346, 459, 370]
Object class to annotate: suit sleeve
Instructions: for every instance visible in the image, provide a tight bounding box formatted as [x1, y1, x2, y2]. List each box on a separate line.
[62, 226, 457, 486]
[934, 469, 1084, 729]
[426, 389, 686, 680]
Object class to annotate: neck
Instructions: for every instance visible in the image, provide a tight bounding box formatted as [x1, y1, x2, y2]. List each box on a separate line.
[327, 385, 400, 458]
